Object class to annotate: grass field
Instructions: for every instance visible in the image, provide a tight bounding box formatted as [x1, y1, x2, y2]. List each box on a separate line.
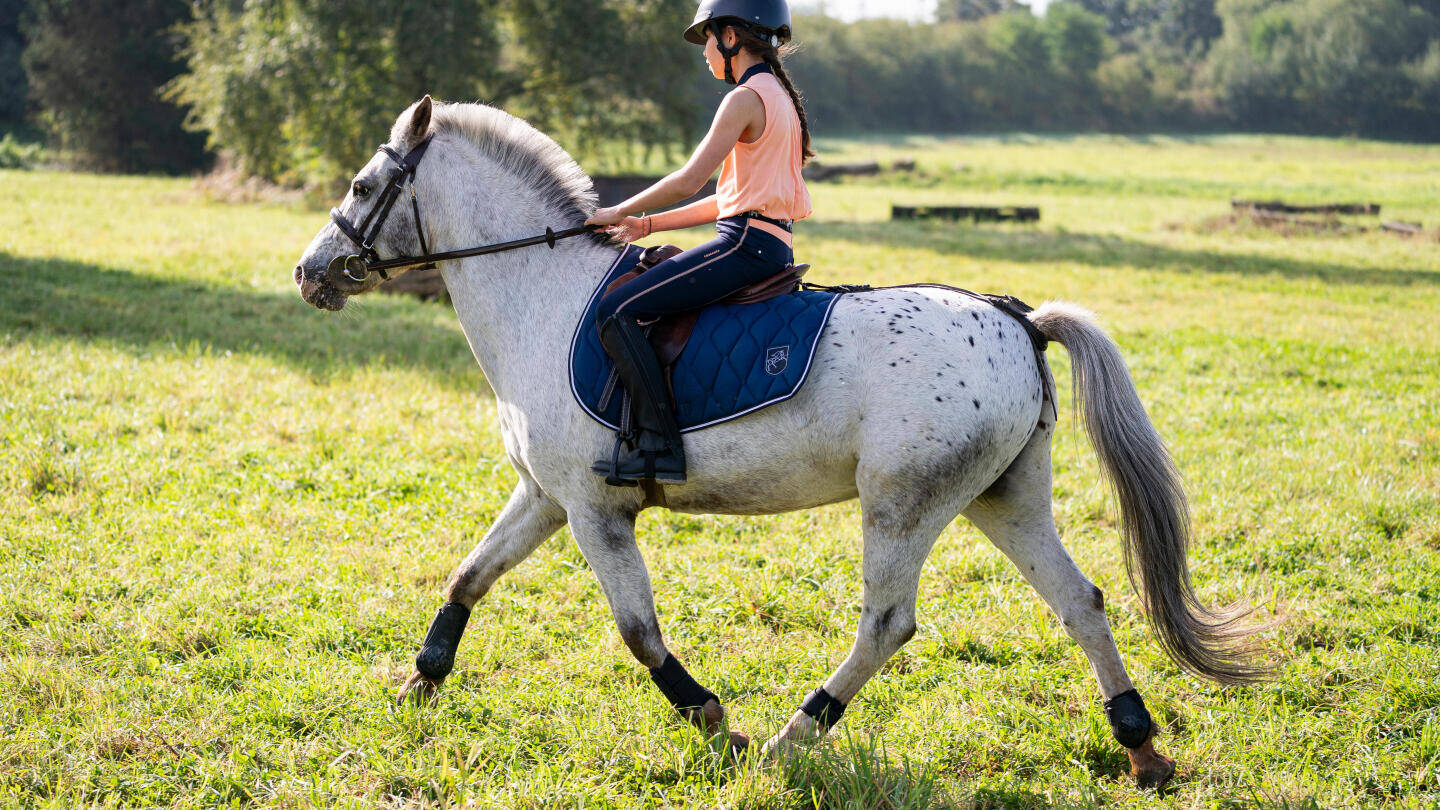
[2, 133, 1439, 808]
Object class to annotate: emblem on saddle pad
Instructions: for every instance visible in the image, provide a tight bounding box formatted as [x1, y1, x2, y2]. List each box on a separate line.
[764, 345, 790, 375]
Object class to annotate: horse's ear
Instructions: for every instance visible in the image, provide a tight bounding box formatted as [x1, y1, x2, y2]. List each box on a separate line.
[407, 95, 433, 143]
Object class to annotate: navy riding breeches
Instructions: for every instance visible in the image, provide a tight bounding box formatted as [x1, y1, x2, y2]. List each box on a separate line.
[594, 216, 794, 324]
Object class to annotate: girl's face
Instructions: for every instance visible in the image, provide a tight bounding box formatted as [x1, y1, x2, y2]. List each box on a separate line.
[701, 28, 733, 81]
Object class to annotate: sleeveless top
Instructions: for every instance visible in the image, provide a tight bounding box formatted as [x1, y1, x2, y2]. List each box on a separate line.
[715, 66, 813, 223]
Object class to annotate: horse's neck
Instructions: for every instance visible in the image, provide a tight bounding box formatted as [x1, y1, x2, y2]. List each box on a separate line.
[441, 239, 619, 405]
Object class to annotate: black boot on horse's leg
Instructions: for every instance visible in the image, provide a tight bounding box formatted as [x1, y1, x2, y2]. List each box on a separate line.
[591, 315, 687, 485]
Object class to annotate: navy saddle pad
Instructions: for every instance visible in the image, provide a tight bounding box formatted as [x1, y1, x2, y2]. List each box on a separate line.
[569, 244, 842, 433]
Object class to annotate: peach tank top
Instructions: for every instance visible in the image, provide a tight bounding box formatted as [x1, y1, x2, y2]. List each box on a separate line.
[715, 71, 812, 223]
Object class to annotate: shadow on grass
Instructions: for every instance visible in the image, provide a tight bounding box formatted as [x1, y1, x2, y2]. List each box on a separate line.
[799, 220, 1440, 288]
[0, 252, 485, 391]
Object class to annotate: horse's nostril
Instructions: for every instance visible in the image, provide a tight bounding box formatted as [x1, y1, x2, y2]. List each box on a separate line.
[293, 265, 305, 285]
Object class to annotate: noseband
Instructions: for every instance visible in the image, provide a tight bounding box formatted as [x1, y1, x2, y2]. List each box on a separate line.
[327, 134, 598, 286]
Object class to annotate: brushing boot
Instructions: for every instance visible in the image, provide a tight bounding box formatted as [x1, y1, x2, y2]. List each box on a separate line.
[591, 315, 687, 485]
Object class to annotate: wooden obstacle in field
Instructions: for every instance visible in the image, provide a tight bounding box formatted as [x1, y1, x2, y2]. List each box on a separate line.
[1232, 199, 1381, 216]
[892, 204, 1040, 223]
[1214, 198, 1429, 240]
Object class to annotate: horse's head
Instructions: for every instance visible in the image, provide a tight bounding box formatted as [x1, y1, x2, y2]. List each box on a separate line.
[294, 96, 437, 311]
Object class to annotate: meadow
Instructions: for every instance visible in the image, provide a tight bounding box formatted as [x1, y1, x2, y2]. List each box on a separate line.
[2, 133, 1439, 808]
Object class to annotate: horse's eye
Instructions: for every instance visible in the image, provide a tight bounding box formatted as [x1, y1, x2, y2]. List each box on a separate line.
[353, 182, 371, 199]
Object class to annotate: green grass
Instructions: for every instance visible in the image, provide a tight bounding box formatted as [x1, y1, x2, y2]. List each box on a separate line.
[2, 133, 1439, 807]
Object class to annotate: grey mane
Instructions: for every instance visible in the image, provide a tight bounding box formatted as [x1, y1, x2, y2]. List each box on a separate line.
[415, 102, 609, 245]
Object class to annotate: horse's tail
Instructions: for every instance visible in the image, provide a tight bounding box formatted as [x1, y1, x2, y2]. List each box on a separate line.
[1029, 301, 1268, 684]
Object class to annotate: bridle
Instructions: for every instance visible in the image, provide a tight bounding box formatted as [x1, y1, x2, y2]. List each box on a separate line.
[326, 133, 598, 288]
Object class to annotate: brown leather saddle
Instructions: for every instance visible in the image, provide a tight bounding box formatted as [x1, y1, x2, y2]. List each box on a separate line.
[602, 244, 811, 368]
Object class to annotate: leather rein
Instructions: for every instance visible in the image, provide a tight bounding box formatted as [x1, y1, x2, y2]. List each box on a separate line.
[327, 133, 599, 287]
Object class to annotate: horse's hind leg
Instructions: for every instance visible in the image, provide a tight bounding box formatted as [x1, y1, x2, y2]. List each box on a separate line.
[398, 469, 567, 704]
[762, 471, 959, 755]
[961, 426, 1176, 789]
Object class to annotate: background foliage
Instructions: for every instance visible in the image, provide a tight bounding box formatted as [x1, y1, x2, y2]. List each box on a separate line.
[19, 0, 207, 173]
[3, 0, 1438, 178]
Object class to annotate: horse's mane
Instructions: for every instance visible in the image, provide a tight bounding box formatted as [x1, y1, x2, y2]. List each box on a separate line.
[417, 102, 608, 245]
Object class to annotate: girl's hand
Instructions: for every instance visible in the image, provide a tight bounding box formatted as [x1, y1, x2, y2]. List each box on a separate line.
[604, 216, 652, 243]
[585, 206, 626, 228]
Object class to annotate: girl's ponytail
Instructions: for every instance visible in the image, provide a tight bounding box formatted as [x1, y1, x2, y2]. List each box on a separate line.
[734, 28, 815, 165]
[762, 49, 815, 164]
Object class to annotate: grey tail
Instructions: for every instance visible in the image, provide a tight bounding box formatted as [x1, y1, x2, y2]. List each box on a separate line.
[1030, 302, 1270, 684]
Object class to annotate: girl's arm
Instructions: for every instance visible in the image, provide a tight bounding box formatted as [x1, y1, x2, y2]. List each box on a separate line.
[649, 195, 719, 232]
[586, 89, 763, 234]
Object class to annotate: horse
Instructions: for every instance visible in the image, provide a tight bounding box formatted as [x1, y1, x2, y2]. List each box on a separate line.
[292, 96, 1262, 788]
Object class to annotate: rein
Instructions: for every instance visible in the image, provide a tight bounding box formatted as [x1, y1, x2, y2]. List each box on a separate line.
[327, 133, 599, 287]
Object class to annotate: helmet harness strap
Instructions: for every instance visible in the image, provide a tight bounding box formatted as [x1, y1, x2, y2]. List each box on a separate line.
[710, 21, 743, 84]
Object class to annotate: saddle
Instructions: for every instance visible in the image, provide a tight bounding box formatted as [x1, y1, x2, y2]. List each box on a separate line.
[602, 243, 810, 369]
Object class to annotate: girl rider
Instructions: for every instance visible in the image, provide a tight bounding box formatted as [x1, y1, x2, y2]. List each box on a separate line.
[585, 0, 814, 486]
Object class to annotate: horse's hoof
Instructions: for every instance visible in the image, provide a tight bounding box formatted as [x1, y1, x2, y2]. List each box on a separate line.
[715, 730, 751, 761]
[1127, 740, 1176, 790]
[688, 699, 750, 760]
[396, 671, 443, 706]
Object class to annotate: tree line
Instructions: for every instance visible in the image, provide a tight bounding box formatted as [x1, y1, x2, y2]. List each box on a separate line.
[1, 0, 1436, 182]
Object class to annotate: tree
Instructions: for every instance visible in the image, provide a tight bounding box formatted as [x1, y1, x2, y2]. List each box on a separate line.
[1068, 0, 1162, 39]
[0, 0, 26, 130]
[21, 0, 207, 172]
[1205, 0, 1440, 136]
[1155, 0, 1222, 55]
[169, 0, 703, 184]
[503, 0, 701, 169]
[936, 0, 1024, 22]
[169, 0, 508, 185]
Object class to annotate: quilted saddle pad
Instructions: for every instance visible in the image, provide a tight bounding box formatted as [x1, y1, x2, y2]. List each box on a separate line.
[569, 245, 843, 433]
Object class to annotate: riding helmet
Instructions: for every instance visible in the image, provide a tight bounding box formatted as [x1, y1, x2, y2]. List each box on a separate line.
[683, 0, 792, 45]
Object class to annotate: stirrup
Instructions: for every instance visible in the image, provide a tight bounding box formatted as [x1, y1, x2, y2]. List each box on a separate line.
[592, 433, 640, 487]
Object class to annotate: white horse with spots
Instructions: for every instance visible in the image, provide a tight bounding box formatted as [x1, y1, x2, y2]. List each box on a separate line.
[294, 97, 1261, 787]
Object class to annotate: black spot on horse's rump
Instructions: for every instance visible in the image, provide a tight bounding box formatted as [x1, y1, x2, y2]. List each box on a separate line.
[971, 312, 979, 320]
[973, 399, 981, 409]
[936, 396, 943, 402]
[968, 336, 975, 346]
[891, 362, 897, 367]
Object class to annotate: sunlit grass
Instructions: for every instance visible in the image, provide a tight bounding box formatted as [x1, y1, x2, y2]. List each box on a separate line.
[1, 133, 1438, 806]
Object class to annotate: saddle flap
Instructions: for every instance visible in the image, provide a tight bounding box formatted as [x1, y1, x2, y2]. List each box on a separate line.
[572, 244, 842, 434]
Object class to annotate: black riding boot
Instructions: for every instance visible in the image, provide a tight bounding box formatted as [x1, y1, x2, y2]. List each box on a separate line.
[591, 315, 687, 485]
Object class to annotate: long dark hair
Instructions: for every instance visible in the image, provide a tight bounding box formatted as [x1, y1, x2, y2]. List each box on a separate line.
[730, 26, 815, 165]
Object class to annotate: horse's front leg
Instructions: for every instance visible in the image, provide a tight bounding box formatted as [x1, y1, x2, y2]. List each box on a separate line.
[569, 507, 750, 754]
[398, 470, 567, 703]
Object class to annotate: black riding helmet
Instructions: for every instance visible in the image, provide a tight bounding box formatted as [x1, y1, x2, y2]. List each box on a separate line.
[683, 0, 791, 44]
[684, 0, 791, 83]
